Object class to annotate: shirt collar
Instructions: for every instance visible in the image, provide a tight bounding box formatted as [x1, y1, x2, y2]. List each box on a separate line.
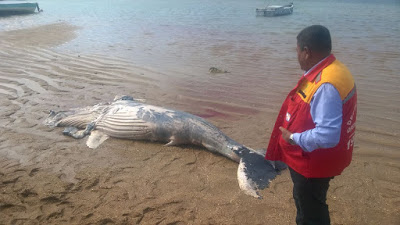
[303, 54, 336, 81]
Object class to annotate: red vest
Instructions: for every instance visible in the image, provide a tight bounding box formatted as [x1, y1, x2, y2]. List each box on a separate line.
[266, 54, 357, 178]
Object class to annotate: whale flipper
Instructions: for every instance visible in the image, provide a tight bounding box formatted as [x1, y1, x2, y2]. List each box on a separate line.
[165, 136, 187, 146]
[87, 130, 110, 149]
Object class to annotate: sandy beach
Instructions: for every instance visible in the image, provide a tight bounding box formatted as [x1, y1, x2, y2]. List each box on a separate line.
[0, 23, 399, 225]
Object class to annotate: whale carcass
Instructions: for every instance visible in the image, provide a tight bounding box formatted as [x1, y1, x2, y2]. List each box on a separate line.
[44, 95, 286, 198]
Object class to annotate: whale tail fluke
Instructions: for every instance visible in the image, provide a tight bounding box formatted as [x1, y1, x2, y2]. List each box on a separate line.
[234, 147, 286, 199]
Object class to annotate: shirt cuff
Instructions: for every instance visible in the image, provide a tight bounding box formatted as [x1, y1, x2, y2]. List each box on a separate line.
[292, 133, 301, 146]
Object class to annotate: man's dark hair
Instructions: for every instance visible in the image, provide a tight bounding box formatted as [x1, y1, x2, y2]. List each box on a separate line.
[297, 25, 332, 54]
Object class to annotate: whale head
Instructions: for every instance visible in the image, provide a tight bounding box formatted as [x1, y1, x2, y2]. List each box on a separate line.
[44, 110, 74, 127]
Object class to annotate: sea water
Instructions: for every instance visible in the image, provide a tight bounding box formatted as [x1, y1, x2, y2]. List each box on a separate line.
[1, 0, 399, 73]
[1, 0, 400, 148]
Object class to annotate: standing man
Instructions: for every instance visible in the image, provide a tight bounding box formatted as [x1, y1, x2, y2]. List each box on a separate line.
[265, 25, 357, 225]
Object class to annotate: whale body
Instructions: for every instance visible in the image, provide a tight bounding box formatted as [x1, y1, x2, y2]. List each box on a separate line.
[44, 95, 286, 198]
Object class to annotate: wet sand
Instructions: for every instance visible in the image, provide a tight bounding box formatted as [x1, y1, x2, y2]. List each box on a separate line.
[0, 23, 399, 225]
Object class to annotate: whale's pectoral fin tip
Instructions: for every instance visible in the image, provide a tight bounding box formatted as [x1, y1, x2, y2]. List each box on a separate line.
[165, 137, 183, 147]
[165, 141, 174, 146]
[86, 130, 109, 149]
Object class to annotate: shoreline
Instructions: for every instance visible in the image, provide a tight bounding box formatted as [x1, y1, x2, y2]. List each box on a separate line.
[0, 23, 399, 225]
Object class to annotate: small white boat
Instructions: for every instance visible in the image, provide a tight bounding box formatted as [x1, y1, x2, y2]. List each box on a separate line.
[256, 3, 293, 17]
[0, 1, 41, 15]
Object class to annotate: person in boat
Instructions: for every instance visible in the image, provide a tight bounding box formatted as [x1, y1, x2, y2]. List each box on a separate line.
[265, 25, 357, 225]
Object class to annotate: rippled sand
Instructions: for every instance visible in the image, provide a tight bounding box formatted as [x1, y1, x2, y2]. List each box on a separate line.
[0, 23, 399, 225]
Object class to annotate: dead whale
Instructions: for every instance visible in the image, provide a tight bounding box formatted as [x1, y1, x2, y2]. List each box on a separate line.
[44, 95, 285, 198]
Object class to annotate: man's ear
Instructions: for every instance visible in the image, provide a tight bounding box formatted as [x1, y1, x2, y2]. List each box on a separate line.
[304, 46, 311, 59]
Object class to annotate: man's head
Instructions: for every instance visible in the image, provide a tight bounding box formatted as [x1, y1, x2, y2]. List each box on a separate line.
[296, 25, 332, 71]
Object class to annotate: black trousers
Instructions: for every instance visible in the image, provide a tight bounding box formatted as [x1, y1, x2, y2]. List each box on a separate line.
[289, 167, 333, 225]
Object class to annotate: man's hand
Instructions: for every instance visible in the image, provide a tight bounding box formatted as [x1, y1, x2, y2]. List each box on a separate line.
[279, 126, 293, 144]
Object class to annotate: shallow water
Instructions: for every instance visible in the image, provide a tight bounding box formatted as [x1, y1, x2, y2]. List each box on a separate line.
[1, 0, 398, 71]
[1, 0, 400, 154]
